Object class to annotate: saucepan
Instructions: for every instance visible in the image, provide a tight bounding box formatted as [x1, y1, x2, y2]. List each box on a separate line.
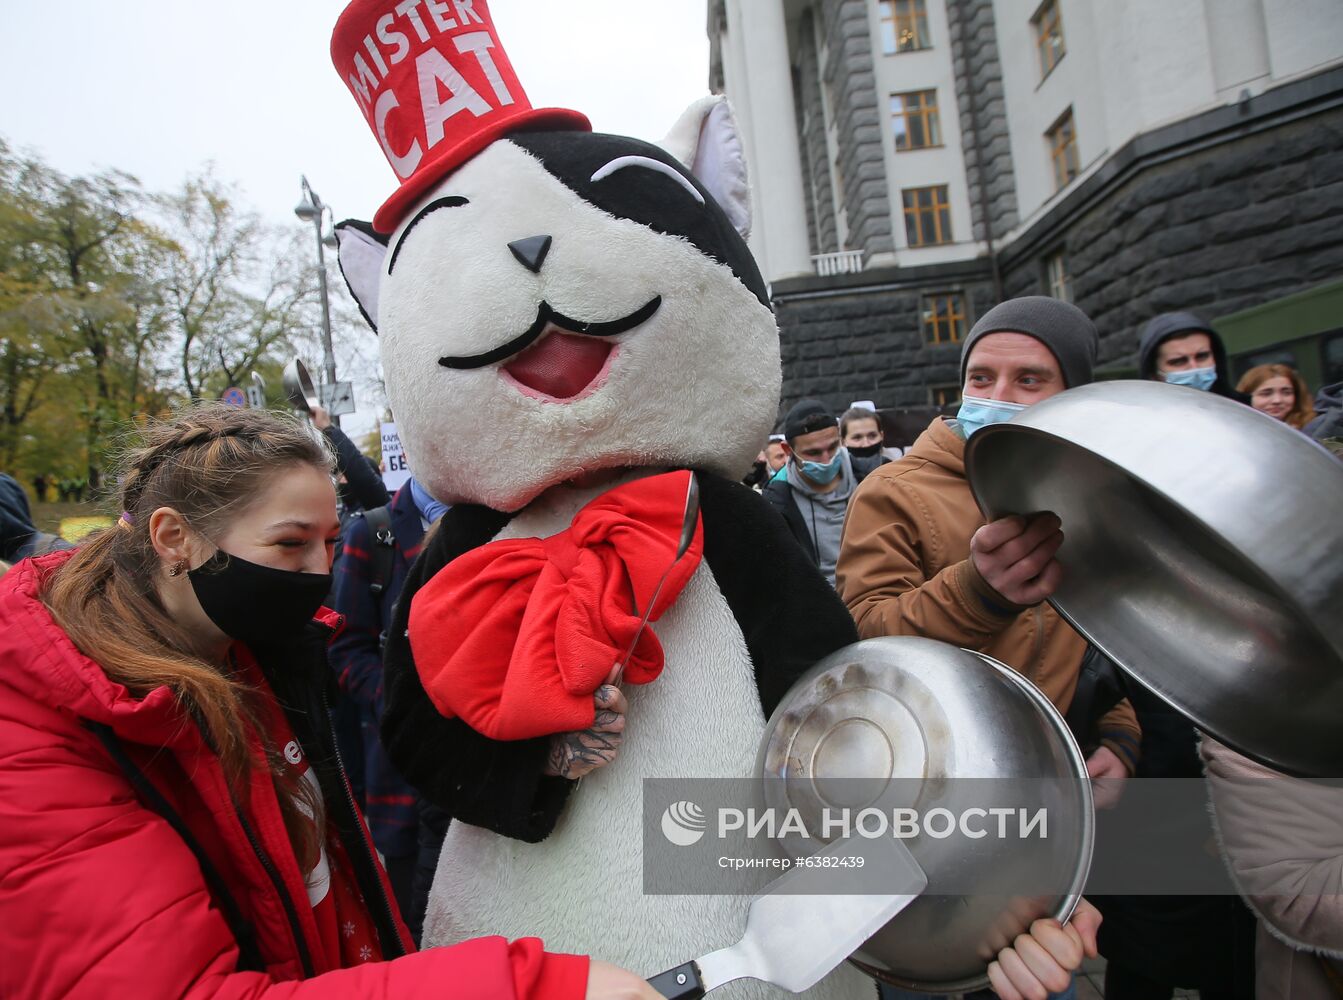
[756, 636, 1095, 994]
[282, 358, 320, 414]
[965, 380, 1343, 777]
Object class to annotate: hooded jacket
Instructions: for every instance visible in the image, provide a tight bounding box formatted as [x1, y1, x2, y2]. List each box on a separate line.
[1303, 381, 1343, 442]
[0, 473, 69, 563]
[836, 417, 1141, 769]
[328, 483, 426, 860]
[762, 452, 856, 585]
[1137, 312, 1243, 401]
[0, 552, 586, 1000]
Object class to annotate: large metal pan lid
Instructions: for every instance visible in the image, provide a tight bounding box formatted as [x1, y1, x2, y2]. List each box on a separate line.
[758, 637, 1093, 993]
[966, 380, 1343, 778]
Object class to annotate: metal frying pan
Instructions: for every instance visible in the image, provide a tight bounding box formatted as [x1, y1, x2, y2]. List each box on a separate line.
[282, 358, 320, 413]
[966, 380, 1343, 777]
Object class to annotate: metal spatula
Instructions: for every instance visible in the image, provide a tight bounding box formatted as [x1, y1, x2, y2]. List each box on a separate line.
[647, 836, 928, 998]
[609, 472, 700, 685]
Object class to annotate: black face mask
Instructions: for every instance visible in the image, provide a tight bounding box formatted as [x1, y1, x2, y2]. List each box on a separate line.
[188, 549, 332, 646]
[847, 443, 883, 458]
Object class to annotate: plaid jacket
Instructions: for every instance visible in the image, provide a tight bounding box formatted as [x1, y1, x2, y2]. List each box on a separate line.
[329, 484, 426, 858]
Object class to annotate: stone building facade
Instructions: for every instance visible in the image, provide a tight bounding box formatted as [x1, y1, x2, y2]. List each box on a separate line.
[709, 0, 1343, 417]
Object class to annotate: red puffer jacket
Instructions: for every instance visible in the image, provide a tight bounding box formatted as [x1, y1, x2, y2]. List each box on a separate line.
[0, 553, 588, 999]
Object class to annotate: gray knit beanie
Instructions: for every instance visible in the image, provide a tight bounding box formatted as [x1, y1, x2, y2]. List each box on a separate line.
[959, 296, 1099, 389]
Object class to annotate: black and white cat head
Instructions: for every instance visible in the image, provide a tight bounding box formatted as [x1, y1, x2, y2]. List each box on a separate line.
[337, 97, 780, 512]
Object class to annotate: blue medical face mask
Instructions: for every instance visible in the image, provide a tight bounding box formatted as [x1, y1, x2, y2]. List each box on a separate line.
[1162, 366, 1217, 392]
[797, 450, 844, 484]
[956, 396, 1028, 438]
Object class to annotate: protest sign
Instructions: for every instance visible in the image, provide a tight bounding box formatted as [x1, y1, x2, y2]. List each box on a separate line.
[381, 422, 411, 491]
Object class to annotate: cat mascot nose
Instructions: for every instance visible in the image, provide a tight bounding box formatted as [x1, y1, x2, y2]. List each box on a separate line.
[508, 235, 553, 274]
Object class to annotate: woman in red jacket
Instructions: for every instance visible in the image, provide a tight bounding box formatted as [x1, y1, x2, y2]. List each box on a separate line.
[0, 404, 650, 1000]
[0, 404, 1097, 1000]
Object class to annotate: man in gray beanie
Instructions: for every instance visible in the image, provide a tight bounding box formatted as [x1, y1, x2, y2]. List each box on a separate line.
[837, 296, 1140, 810]
[959, 295, 1098, 387]
[952, 295, 1097, 435]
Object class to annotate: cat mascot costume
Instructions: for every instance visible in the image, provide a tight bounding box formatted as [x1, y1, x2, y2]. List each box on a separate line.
[329, 3, 868, 995]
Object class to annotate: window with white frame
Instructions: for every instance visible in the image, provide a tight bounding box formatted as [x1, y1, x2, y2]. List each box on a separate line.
[1044, 249, 1072, 302]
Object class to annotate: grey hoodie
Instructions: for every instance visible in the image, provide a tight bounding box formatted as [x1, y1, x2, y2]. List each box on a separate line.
[783, 453, 856, 587]
[1304, 381, 1343, 442]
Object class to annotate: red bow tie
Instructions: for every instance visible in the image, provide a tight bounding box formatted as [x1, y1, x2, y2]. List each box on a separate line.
[408, 471, 704, 741]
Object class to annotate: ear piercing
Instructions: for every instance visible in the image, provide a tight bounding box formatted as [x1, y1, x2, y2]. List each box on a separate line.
[168, 560, 187, 577]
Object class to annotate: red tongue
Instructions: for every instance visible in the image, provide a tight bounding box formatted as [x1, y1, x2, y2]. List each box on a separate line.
[503, 332, 613, 399]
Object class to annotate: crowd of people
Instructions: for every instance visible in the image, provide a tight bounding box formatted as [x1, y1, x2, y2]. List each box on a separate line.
[0, 294, 1338, 1000]
[750, 299, 1341, 1000]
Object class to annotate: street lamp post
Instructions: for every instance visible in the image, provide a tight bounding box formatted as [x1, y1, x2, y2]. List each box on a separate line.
[294, 176, 340, 424]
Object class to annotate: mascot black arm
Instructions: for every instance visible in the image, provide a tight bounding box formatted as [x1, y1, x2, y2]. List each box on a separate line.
[380, 503, 576, 843]
[380, 472, 858, 844]
[693, 471, 858, 715]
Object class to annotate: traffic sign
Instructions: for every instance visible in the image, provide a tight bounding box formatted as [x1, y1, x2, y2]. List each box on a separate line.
[221, 386, 246, 407]
[319, 380, 356, 417]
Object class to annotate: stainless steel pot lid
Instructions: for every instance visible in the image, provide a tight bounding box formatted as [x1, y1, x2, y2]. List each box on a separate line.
[966, 380, 1343, 778]
[758, 637, 1093, 994]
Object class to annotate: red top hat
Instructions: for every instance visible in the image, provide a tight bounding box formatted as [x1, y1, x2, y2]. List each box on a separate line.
[332, 0, 590, 233]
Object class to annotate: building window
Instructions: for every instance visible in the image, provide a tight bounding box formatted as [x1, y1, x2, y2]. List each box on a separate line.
[930, 383, 962, 407]
[922, 293, 967, 345]
[880, 0, 931, 54]
[1044, 249, 1072, 302]
[1032, 0, 1066, 79]
[902, 185, 952, 247]
[891, 90, 942, 151]
[1047, 108, 1080, 191]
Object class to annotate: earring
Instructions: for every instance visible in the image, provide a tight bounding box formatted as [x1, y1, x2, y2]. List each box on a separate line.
[168, 560, 187, 577]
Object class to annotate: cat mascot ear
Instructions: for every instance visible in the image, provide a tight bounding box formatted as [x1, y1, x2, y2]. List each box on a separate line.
[660, 95, 752, 241]
[333, 219, 388, 333]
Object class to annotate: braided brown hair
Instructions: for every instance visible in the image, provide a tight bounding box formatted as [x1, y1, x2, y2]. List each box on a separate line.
[43, 403, 336, 874]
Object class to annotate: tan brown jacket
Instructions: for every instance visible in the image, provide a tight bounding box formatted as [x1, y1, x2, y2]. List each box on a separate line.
[836, 416, 1141, 769]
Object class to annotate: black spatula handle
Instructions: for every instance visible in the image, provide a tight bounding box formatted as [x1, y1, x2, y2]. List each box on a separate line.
[647, 960, 706, 999]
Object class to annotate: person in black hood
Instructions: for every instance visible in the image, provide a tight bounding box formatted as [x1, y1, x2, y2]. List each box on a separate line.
[0, 473, 72, 563]
[1104, 310, 1259, 999]
[1304, 380, 1343, 444]
[1137, 312, 1245, 401]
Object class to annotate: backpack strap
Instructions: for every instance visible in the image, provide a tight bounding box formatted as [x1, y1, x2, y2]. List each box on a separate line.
[361, 505, 396, 597]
